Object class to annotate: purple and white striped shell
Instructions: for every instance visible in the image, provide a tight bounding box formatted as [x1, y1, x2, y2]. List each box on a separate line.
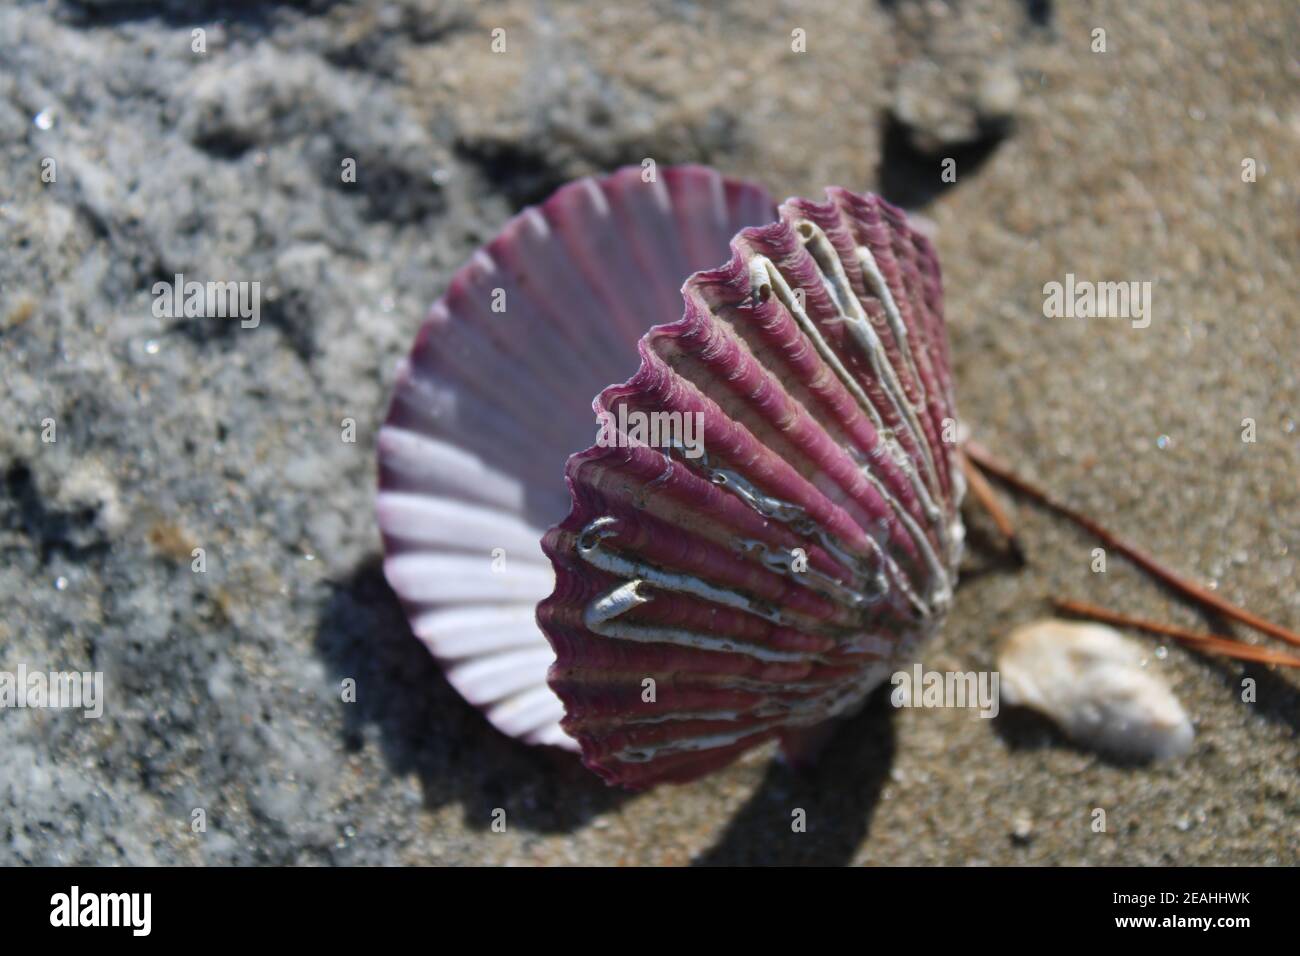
[377, 165, 963, 788]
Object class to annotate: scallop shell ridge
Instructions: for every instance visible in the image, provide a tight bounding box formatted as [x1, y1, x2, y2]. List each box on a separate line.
[540, 188, 965, 788]
[376, 166, 777, 751]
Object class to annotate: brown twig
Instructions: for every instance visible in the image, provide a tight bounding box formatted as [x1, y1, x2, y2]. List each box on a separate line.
[963, 438, 1300, 650]
[957, 449, 1024, 564]
[1054, 598, 1300, 669]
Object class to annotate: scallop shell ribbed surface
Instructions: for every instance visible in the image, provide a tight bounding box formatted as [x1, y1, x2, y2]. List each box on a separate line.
[378, 166, 963, 788]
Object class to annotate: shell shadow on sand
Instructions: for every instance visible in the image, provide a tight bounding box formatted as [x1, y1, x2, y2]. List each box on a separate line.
[314, 553, 899, 859]
[692, 690, 898, 866]
[314, 555, 627, 834]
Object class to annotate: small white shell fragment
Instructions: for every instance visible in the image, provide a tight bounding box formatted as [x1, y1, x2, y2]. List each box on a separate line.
[997, 619, 1194, 761]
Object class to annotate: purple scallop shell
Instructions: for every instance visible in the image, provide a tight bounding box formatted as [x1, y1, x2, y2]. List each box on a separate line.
[378, 165, 964, 788]
[377, 166, 776, 749]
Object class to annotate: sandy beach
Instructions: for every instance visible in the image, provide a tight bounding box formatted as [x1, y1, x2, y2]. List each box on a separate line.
[0, 0, 1295, 865]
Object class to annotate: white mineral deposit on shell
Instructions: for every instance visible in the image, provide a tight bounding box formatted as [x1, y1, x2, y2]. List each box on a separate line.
[997, 619, 1194, 761]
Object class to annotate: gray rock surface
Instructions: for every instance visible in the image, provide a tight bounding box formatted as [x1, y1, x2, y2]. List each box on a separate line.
[0, 0, 1296, 865]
